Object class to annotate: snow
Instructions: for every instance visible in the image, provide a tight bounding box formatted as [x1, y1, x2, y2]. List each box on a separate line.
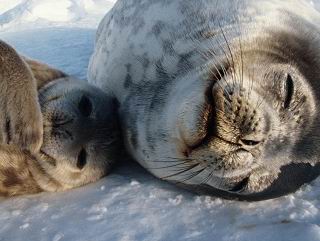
[0, 0, 320, 241]
[0, 0, 116, 32]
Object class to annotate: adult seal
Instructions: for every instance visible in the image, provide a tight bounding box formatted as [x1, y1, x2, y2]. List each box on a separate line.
[0, 40, 121, 197]
[88, 0, 320, 200]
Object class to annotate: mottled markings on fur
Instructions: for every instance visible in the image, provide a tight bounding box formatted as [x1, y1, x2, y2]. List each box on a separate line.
[88, 0, 320, 200]
[3, 167, 22, 188]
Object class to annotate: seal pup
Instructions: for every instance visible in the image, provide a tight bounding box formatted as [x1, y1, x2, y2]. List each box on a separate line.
[0, 40, 121, 197]
[88, 0, 320, 200]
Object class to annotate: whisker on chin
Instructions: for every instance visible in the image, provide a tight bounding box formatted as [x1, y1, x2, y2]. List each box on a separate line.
[160, 163, 201, 180]
[147, 159, 195, 170]
[175, 168, 207, 184]
[159, 155, 208, 183]
[157, 156, 197, 162]
[199, 168, 215, 185]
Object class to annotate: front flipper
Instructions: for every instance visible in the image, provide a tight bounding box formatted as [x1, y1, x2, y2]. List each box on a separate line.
[0, 40, 43, 154]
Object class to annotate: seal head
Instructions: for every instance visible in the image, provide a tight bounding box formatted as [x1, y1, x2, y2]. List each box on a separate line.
[34, 77, 121, 191]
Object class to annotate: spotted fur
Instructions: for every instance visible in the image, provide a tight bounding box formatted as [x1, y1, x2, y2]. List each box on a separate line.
[89, 0, 320, 200]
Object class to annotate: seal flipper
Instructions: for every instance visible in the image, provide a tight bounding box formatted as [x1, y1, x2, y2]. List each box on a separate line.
[0, 40, 43, 154]
[0, 145, 42, 197]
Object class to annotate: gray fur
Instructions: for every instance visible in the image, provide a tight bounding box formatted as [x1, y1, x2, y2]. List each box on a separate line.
[89, 0, 320, 200]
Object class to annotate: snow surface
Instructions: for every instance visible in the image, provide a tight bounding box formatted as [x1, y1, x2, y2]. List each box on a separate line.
[1, 1, 320, 241]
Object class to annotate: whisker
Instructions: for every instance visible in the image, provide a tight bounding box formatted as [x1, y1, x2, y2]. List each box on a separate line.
[218, 22, 238, 87]
[161, 156, 197, 162]
[200, 46, 233, 94]
[238, 35, 244, 90]
[214, 36, 236, 89]
[199, 168, 215, 185]
[148, 161, 194, 170]
[160, 163, 201, 180]
[176, 168, 206, 183]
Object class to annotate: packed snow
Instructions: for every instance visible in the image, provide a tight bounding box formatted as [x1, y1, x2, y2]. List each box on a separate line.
[1, 0, 320, 241]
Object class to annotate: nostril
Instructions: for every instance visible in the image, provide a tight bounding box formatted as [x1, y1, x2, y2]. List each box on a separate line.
[78, 95, 93, 117]
[77, 148, 87, 170]
[240, 139, 261, 146]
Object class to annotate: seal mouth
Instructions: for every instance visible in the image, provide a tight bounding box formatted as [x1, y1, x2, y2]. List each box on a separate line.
[175, 67, 261, 189]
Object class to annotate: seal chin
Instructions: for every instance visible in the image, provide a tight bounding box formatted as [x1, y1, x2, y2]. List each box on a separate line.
[37, 77, 121, 189]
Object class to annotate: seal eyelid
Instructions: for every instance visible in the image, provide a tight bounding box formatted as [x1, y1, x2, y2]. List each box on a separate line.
[284, 73, 294, 109]
[78, 95, 93, 117]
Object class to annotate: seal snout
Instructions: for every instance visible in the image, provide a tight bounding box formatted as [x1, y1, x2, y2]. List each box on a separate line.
[183, 82, 271, 182]
[210, 82, 268, 150]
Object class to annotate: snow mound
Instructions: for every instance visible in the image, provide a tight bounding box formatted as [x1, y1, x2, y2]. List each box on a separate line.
[0, 0, 116, 32]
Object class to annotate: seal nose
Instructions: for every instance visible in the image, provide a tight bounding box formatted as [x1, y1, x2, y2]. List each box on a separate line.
[212, 82, 267, 147]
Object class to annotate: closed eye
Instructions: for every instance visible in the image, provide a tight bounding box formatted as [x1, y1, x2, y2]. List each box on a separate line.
[284, 73, 294, 109]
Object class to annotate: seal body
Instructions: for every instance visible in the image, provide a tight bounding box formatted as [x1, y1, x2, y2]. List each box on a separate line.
[0, 40, 121, 197]
[89, 0, 320, 200]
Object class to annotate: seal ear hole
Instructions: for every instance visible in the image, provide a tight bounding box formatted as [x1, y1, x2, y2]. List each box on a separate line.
[284, 74, 294, 109]
[77, 148, 87, 170]
[78, 95, 93, 117]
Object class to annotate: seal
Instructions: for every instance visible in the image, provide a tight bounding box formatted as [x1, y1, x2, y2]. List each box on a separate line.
[88, 0, 320, 201]
[0, 40, 121, 197]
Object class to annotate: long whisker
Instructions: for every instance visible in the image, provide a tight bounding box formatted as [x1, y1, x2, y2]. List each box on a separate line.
[199, 168, 216, 185]
[176, 168, 206, 183]
[160, 163, 200, 180]
[238, 35, 244, 90]
[218, 22, 238, 86]
[198, 43, 233, 94]
[148, 160, 195, 170]
[152, 156, 196, 162]
[214, 35, 236, 89]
